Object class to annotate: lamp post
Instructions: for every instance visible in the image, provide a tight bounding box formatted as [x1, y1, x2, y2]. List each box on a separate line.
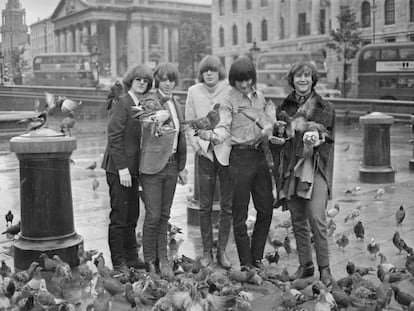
[0, 52, 4, 85]
[371, 0, 377, 43]
[249, 40, 261, 67]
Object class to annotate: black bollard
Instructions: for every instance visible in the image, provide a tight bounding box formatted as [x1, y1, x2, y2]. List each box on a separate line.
[10, 128, 83, 270]
[359, 112, 395, 183]
[410, 115, 414, 171]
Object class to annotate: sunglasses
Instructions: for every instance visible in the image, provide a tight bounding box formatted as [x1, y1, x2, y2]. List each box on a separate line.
[134, 78, 150, 83]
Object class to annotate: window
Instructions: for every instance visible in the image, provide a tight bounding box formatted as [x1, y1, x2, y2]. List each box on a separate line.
[219, 27, 224, 47]
[232, 24, 238, 45]
[232, 0, 238, 13]
[384, 37, 396, 43]
[319, 9, 326, 34]
[219, 0, 224, 16]
[298, 13, 309, 36]
[361, 1, 371, 27]
[410, 0, 414, 22]
[384, 0, 395, 25]
[261, 19, 268, 41]
[150, 25, 158, 45]
[246, 0, 252, 10]
[261, 0, 268, 7]
[246, 22, 252, 43]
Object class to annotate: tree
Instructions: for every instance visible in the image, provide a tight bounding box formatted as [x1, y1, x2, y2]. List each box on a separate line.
[179, 20, 211, 80]
[327, 5, 362, 97]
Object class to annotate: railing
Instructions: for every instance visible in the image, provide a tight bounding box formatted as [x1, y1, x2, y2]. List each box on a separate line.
[0, 85, 413, 122]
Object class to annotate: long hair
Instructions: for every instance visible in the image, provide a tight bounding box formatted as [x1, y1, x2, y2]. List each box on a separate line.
[228, 57, 256, 87]
[286, 61, 319, 89]
[153, 62, 180, 88]
[122, 64, 153, 92]
[197, 55, 226, 83]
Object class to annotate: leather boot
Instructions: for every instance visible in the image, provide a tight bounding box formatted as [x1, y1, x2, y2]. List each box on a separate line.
[201, 250, 213, 267]
[216, 249, 232, 269]
[290, 262, 314, 280]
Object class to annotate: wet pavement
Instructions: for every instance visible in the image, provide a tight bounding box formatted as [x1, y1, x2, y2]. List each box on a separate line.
[0, 118, 413, 310]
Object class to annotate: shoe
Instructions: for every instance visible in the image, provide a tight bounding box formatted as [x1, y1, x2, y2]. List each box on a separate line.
[113, 263, 129, 276]
[127, 257, 145, 270]
[145, 261, 157, 274]
[201, 251, 213, 267]
[217, 250, 232, 269]
[252, 259, 265, 271]
[290, 262, 314, 280]
[319, 266, 333, 285]
[159, 259, 174, 281]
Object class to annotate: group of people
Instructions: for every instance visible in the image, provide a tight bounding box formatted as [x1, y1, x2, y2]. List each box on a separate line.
[101, 55, 336, 285]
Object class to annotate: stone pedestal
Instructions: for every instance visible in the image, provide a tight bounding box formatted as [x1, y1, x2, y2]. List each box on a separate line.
[187, 153, 220, 226]
[10, 128, 83, 270]
[359, 112, 395, 183]
[409, 115, 414, 171]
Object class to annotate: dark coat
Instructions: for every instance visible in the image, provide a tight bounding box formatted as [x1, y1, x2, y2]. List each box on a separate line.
[101, 91, 158, 177]
[276, 91, 335, 199]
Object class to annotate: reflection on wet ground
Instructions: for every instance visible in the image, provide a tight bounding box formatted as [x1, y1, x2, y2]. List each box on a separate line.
[0, 118, 413, 310]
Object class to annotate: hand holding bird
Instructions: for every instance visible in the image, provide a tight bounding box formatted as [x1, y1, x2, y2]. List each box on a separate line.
[183, 103, 221, 134]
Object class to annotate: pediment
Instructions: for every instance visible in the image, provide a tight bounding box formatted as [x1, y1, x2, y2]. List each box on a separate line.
[51, 0, 90, 20]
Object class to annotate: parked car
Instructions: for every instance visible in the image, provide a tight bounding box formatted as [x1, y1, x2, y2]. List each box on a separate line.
[314, 83, 341, 98]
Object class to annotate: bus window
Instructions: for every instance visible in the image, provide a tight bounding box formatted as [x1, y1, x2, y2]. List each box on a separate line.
[363, 50, 379, 60]
[400, 47, 414, 59]
[381, 49, 398, 59]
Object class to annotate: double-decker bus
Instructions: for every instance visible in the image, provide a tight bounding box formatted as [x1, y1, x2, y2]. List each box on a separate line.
[356, 42, 414, 100]
[256, 50, 328, 91]
[31, 52, 98, 87]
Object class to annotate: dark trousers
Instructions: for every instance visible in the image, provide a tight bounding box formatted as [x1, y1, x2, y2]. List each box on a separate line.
[198, 154, 233, 253]
[141, 161, 178, 263]
[287, 172, 330, 268]
[106, 172, 140, 268]
[229, 149, 274, 266]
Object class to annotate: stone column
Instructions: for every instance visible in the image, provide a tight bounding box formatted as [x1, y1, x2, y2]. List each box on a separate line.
[310, 0, 320, 35]
[60, 29, 66, 53]
[54, 30, 60, 53]
[289, 0, 298, 39]
[273, 0, 281, 40]
[66, 28, 74, 52]
[359, 112, 395, 183]
[75, 26, 81, 52]
[163, 26, 169, 62]
[90, 21, 97, 37]
[171, 27, 179, 64]
[10, 129, 83, 270]
[110, 22, 117, 78]
[143, 24, 149, 63]
[82, 25, 89, 52]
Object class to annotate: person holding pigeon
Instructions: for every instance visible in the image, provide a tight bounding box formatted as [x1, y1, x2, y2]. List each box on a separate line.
[275, 61, 335, 284]
[139, 62, 187, 278]
[185, 55, 233, 268]
[101, 64, 157, 275]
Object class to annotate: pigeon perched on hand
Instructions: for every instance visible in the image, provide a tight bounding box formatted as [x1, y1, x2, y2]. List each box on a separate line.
[183, 103, 221, 133]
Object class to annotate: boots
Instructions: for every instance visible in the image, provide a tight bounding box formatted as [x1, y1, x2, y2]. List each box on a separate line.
[201, 250, 213, 267]
[319, 266, 333, 285]
[217, 249, 232, 269]
[290, 262, 315, 280]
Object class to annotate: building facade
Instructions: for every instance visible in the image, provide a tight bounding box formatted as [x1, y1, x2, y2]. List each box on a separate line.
[30, 18, 56, 57]
[211, 0, 414, 87]
[0, 0, 28, 79]
[46, 0, 210, 79]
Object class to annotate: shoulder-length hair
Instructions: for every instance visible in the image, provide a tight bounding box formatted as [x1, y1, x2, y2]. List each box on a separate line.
[286, 61, 319, 89]
[122, 64, 153, 92]
[197, 55, 226, 83]
[153, 62, 180, 88]
[228, 57, 256, 87]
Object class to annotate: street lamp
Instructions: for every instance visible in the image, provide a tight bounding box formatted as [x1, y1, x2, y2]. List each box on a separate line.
[371, 0, 377, 43]
[249, 40, 261, 67]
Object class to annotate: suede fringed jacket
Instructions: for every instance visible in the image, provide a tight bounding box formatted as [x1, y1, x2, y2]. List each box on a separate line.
[274, 91, 336, 205]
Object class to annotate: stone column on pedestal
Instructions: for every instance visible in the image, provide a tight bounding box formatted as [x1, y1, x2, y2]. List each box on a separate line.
[10, 128, 83, 270]
[359, 112, 395, 183]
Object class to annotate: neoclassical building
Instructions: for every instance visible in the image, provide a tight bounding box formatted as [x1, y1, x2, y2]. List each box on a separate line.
[46, 0, 210, 78]
[212, 0, 414, 85]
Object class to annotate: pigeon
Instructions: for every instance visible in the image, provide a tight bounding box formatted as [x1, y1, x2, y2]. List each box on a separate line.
[353, 221, 365, 240]
[45, 91, 66, 112]
[344, 209, 360, 223]
[14, 261, 39, 283]
[24, 266, 43, 290]
[336, 234, 349, 252]
[327, 219, 337, 237]
[0, 260, 12, 278]
[92, 178, 100, 192]
[276, 219, 292, 233]
[16, 111, 48, 132]
[86, 161, 97, 170]
[2, 221, 21, 237]
[282, 235, 292, 256]
[53, 255, 72, 280]
[267, 229, 283, 250]
[87, 285, 111, 311]
[60, 112, 76, 136]
[367, 237, 380, 259]
[375, 274, 393, 311]
[374, 187, 385, 200]
[5, 210, 13, 227]
[391, 285, 414, 309]
[36, 279, 65, 308]
[392, 231, 407, 253]
[326, 203, 340, 219]
[395, 205, 405, 228]
[344, 186, 361, 195]
[265, 250, 280, 265]
[106, 80, 124, 111]
[183, 103, 221, 133]
[346, 261, 374, 276]
[39, 253, 58, 271]
[61, 98, 82, 113]
[406, 254, 414, 277]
